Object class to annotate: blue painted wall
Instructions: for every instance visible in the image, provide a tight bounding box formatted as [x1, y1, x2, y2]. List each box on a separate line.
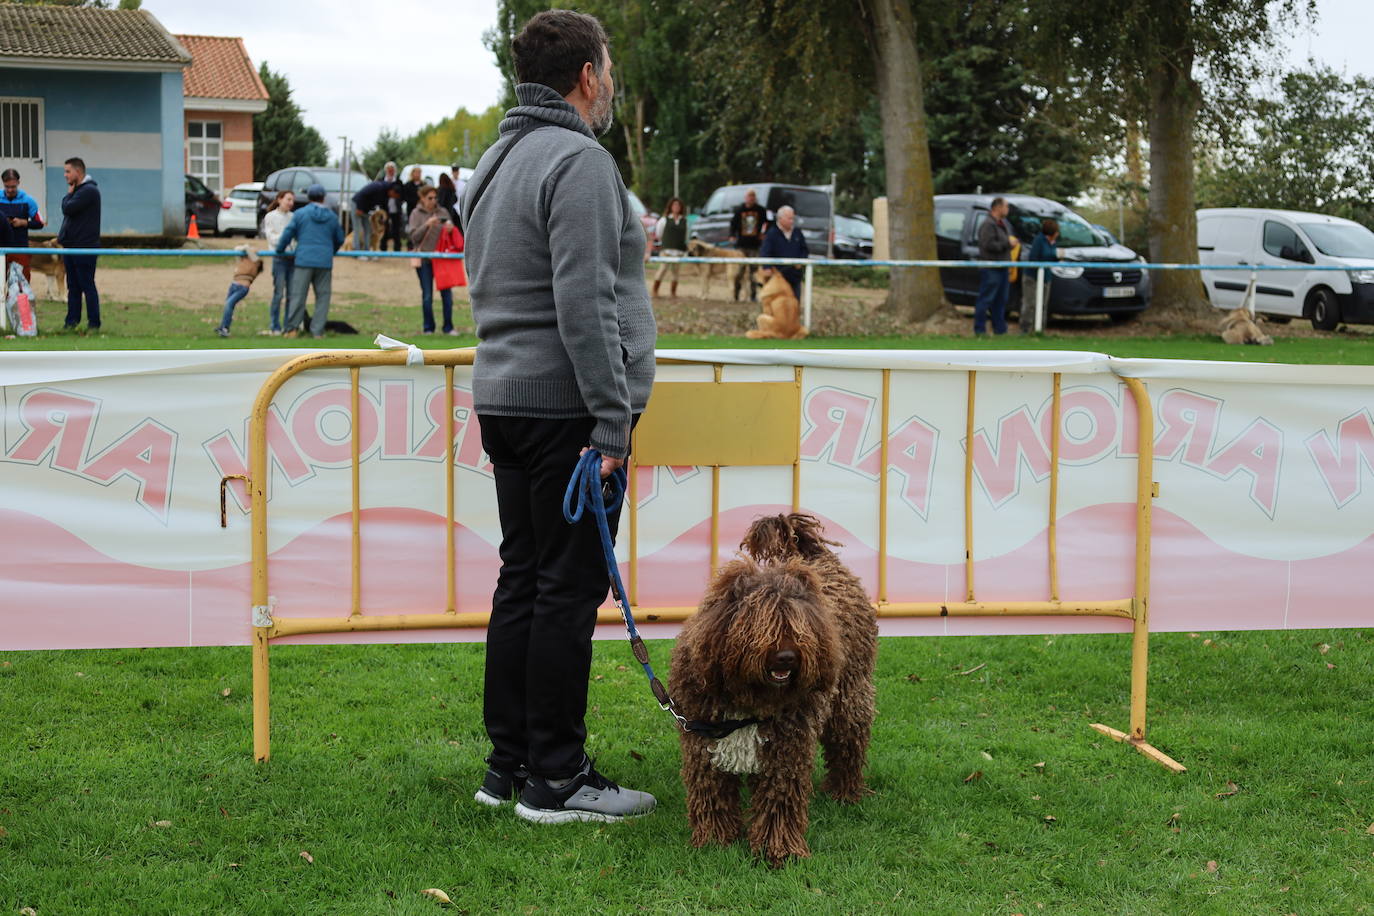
[3, 67, 185, 236]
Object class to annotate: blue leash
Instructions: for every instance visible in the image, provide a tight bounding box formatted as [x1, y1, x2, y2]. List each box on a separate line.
[562, 449, 763, 739]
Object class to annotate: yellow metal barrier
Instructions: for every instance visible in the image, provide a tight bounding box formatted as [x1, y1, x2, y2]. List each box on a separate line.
[238, 351, 1181, 773]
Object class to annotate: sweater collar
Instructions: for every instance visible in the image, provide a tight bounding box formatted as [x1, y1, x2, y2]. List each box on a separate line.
[500, 83, 595, 139]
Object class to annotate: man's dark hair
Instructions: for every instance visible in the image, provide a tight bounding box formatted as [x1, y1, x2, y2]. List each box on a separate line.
[1, 168, 18, 182]
[990, 196, 1006, 209]
[512, 10, 608, 96]
[65, 157, 86, 172]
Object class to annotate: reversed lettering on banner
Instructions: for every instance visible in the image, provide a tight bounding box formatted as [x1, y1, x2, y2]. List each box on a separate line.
[1305, 409, 1374, 508]
[4, 388, 177, 521]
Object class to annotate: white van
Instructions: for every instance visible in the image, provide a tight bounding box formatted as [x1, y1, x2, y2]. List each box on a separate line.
[1197, 208, 1374, 330]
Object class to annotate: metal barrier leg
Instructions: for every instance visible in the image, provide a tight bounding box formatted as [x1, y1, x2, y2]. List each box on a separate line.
[1089, 377, 1185, 773]
[252, 626, 271, 761]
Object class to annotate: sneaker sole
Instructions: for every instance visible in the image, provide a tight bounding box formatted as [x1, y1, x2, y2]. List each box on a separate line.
[513, 802, 653, 824]
[473, 789, 510, 808]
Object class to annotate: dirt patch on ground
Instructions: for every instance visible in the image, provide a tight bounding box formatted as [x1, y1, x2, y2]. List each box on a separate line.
[83, 238, 1370, 341]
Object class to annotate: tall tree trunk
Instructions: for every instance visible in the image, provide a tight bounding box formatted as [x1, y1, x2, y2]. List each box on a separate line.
[863, 0, 942, 321]
[1124, 120, 1145, 203]
[1147, 7, 1206, 310]
[620, 94, 648, 191]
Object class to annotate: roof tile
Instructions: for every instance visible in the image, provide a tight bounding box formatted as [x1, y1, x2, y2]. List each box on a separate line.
[0, 4, 189, 65]
[175, 34, 268, 102]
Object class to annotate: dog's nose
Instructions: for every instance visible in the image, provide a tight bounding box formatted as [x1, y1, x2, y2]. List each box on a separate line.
[770, 649, 798, 670]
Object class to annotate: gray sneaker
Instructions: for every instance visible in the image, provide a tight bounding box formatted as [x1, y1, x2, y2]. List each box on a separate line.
[514, 759, 656, 824]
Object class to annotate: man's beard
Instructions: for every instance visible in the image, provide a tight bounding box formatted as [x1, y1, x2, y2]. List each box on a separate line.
[589, 73, 614, 137]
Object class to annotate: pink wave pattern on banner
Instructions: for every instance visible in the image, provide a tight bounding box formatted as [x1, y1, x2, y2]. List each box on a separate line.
[2, 504, 1372, 651]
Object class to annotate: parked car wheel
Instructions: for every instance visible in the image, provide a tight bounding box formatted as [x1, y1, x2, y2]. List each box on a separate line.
[1308, 286, 1340, 331]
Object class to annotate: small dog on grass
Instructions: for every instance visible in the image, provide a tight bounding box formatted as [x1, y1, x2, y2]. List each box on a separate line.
[669, 513, 878, 866]
[746, 270, 808, 340]
[368, 209, 389, 251]
[1219, 307, 1273, 345]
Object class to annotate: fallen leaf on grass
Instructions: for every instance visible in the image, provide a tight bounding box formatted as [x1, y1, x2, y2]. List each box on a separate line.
[905, 673, 922, 683]
[1, 660, 10, 667]
[628, 749, 644, 761]
[220, 688, 232, 697]
[1205, 860, 1218, 873]
[1327, 663, 1336, 669]
[20, 908, 37, 916]
[959, 663, 986, 676]
[980, 751, 993, 761]
[1215, 781, 1241, 799]
[219, 807, 230, 819]
[1043, 815, 1057, 824]
[963, 770, 982, 784]
[1202, 639, 1213, 647]
[421, 888, 452, 905]
[227, 863, 241, 869]
[151, 820, 172, 828]
[299, 850, 314, 864]
[1033, 762, 1045, 771]
[1318, 643, 1331, 654]
[0, 825, 7, 838]
[1366, 823, 1374, 835]
[1166, 812, 1181, 831]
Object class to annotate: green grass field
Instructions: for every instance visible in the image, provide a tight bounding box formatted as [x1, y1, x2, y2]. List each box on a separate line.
[3, 632, 1371, 914]
[5, 286, 1373, 912]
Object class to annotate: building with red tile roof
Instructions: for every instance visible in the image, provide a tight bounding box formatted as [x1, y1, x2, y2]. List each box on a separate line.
[175, 34, 269, 196]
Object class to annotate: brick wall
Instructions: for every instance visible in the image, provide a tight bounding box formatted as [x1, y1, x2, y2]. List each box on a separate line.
[183, 109, 257, 193]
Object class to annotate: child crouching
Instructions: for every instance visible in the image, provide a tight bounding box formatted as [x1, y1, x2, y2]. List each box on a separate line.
[216, 245, 264, 337]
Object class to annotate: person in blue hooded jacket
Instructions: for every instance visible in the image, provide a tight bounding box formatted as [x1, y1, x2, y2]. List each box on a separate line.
[276, 183, 344, 338]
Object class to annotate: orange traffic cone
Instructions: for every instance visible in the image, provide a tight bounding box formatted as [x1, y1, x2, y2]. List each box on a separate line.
[188, 213, 201, 240]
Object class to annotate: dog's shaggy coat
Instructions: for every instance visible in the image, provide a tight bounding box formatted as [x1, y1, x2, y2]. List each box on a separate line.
[669, 514, 878, 866]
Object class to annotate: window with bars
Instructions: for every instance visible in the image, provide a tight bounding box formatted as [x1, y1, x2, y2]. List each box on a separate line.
[187, 120, 223, 195]
[1, 100, 41, 159]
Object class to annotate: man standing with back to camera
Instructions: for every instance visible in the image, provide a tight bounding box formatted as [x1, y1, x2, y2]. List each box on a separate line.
[461, 9, 658, 824]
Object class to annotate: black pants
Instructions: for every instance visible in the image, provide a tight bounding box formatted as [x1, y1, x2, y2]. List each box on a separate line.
[478, 413, 636, 779]
[383, 211, 403, 251]
[64, 255, 100, 328]
[738, 241, 761, 300]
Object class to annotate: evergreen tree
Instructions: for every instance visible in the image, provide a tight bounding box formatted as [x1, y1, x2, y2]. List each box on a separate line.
[252, 64, 328, 177]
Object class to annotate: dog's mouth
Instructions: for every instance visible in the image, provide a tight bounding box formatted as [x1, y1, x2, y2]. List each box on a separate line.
[768, 668, 793, 685]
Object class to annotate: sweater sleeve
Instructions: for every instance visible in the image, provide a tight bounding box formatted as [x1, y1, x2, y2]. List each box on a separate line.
[545, 148, 633, 459]
[276, 213, 298, 255]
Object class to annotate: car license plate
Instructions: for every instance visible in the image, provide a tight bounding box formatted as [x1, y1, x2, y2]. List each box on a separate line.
[1103, 286, 1135, 299]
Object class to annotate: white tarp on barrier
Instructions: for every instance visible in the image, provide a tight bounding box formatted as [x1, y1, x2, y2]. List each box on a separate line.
[3, 348, 1372, 650]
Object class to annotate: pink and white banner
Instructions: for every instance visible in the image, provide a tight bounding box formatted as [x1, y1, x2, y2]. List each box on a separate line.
[3, 349, 1372, 651]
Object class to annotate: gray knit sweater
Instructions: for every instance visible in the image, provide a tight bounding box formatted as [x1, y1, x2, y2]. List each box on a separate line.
[460, 84, 656, 459]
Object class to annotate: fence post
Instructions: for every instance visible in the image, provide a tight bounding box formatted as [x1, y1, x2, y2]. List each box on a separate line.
[803, 263, 814, 330]
[1035, 267, 1046, 333]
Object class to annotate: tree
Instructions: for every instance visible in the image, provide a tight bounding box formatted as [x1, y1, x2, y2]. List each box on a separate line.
[1030, 0, 1313, 312]
[252, 64, 328, 176]
[359, 128, 419, 180]
[412, 106, 505, 170]
[1197, 65, 1374, 227]
[860, 0, 943, 320]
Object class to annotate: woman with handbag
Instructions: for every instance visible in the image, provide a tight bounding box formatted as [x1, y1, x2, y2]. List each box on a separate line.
[407, 184, 458, 335]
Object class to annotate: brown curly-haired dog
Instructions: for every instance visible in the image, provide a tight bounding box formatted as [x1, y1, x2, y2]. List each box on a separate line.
[668, 513, 878, 866]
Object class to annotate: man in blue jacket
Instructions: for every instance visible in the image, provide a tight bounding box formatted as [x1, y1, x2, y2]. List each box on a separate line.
[276, 183, 344, 339]
[758, 205, 808, 299]
[58, 157, 101, 331]
[1, 168, 44, 283]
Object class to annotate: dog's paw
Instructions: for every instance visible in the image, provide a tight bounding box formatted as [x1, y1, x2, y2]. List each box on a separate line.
[758, 839, 811, 868]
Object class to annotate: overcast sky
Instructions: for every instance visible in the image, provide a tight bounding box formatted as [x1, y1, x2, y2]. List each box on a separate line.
[147, 0, 505, 165]
[147, 0, 1364, 169]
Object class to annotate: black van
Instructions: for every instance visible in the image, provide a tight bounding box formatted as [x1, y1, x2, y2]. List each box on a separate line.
[692, 183, 831, 257]
[934, 193, 1151, 321]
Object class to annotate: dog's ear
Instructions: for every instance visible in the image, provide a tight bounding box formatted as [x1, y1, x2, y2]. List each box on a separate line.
[786, 513, 842, 559]
[741, 515, 791, 561]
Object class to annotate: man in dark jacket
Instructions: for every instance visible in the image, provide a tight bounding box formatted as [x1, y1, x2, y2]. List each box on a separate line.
[758, 205, 808, 298]
[400, 167, 424, 247]
[276, 184, 344, 338]
[1, 168, 44, 282]
[461, 8, 657, 825]
[351, 179, 390, 252]
[58, 157, 101, 331]
[729, 188, 769, 301]
[974, 196, 1012, 335]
